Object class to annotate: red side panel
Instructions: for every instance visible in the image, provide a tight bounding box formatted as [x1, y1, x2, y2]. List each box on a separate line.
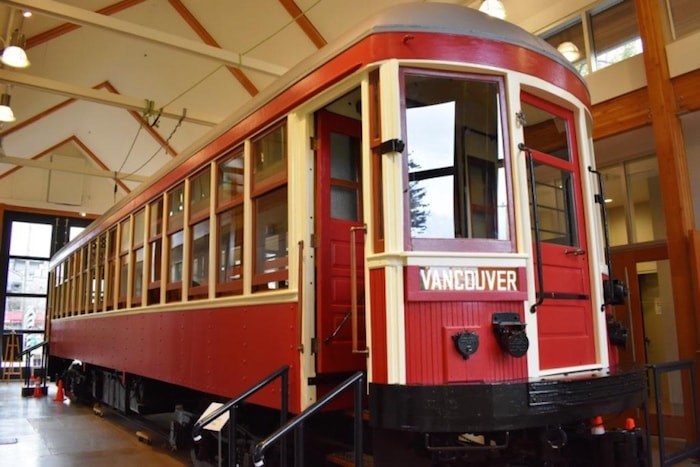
[50, 303, 301, 412]
[369, 268, 388, 384]
[404, 300, 527, 384]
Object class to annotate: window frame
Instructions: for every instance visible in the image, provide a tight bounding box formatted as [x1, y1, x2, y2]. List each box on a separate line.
[399, 67, 515, 253]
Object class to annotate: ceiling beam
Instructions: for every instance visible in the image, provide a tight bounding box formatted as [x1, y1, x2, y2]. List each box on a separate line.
[0, 68, 218, 126]
[0, 154, 147, 182]
[4, 0, 288, 77]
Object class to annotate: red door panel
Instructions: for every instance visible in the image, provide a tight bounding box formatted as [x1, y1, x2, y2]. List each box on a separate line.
[315, 110, 366, 374]
[522, 93, 595, 370]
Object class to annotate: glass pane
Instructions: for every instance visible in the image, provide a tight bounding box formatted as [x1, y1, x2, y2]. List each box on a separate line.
[522, 102, 571, 161]
[627, 157, 666, 243]
[668, 0, 700, 38]
[190, 167, 211, 217]
[133, 209, 145, 247]
[330, 133, 359, 181]
[119, 256, 128, 299]
[330, 186, 358, 221]
[218, 206, 244, 286]
[133, 248, 144, 299]
[599, 165, 628, 246]
[191, 220, 209, 287]
[543, 19, 589, 75]
[119, 219, 130, 253]
[218, 150, 244, 205]
[254, 187, 288, 279]
[3, 296, 46, 330]
[533, 164, 577, 246]
[405, 74, 508, 241]
[7, 258, 49, 294]
[149, 198, 163, 238]
[169, 231, 184, 283]
[69, 226, 85, 242]
[253, 124, 287, 187]
[168, 183, 185, 231]
[150, 240, 162, 283]
[590, 0, 642, 70]
[9, 222, 53, 258]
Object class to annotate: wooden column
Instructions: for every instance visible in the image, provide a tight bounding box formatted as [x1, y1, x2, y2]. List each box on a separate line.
[634, 0, 698, 440]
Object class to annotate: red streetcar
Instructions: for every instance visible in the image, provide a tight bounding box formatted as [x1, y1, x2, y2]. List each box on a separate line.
[47, 3, 646, 466]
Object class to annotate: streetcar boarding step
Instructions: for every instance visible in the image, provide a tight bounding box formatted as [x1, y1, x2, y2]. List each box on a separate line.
[326, 451, 374, 467]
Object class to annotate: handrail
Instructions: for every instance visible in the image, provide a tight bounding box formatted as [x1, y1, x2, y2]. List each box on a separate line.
[191, 365, 289, 467]
[350, 225, 368, 353]
[20, 340, 48, 356]
[297, 240, 304, 352]
[519, 143, 544, 314]
[588, 166, 616, 311]
[252, 371, 365, 467]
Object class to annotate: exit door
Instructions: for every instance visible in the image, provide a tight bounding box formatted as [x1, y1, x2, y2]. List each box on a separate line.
[522, 93, 595, 370]
[314, 110, 366, 375]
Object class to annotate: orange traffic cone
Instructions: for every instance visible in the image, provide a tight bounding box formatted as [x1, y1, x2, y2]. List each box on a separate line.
[54, 379, 65, 402]
[32, 376, 43, 398]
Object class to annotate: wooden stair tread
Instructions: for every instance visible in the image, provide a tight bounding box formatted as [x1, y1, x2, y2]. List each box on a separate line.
[326, 451, 374, 467]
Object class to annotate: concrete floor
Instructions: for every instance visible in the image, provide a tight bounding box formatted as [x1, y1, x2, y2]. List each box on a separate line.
[0, 380, 189, 467]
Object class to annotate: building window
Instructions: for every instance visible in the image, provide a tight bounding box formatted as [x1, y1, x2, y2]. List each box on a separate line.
[667, 0, 700, 39]
[599, 156, 666, 246]
[589, 0, 642, 71]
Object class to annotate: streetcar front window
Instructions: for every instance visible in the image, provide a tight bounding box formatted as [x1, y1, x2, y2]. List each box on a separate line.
[403, 71, 510, 250]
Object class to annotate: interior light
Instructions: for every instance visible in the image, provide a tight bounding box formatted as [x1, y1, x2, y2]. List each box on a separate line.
[557, 41, 581, 62]
[479, 0, 507, 20]
[1, 29, 30, 68]
[0, 93, 16, 122]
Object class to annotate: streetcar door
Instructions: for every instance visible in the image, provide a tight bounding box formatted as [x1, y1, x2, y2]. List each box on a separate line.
[522, 93, 596, 370]
[314, 106, 367, 375]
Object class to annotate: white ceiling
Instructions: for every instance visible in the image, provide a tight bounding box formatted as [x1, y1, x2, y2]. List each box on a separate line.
[0, 0, 602, 208]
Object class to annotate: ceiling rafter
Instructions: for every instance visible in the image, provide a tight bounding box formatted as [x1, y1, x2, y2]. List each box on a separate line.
[1, 81, 178, 159]
[0, 68, 218, 126]
[3, 0, 288, 76]
[0, 135, 140, 191]
[25, 0, 147, 49]
[278, 0, 327, 49]
[168, 0, 259, 96]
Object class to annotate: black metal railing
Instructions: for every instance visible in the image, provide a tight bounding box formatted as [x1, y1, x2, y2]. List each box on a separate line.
[252, 371, 365, 467]
[20, 340, 48, 392]
[191, 365, 289, 467]
[647, 360, 700, 466]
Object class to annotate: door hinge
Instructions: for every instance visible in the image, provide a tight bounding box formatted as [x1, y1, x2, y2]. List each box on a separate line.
[310, 233, 316, 248]
[310, 337, 318, 355]
[310, 136, 318, 151]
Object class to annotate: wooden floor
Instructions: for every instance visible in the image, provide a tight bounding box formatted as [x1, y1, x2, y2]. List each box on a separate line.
[0, 380, 189, 466]
[1, 378, 699, 466]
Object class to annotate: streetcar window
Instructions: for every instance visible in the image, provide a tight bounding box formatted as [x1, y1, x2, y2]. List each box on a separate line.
[253, 186, 288, 291]
[190, 167, 211, 220]
[404, 72, 510, 246]
[217, 206, 244, 296]
[217, 148, 245, 296]
[190, 219, 209, 296]
[251, 123, 288, 292]
[118, 218, 130, 307]
[168, 183, 185, 232]
[148, 198, 163, 305]
[252, 124, 287, 191]
[218, 149, 244, 204]
[132, 209, 145, 306]
[169, 231, 184, 284]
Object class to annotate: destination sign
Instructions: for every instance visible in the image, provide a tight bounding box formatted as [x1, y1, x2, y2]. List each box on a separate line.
[419, 267, 519, 292]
